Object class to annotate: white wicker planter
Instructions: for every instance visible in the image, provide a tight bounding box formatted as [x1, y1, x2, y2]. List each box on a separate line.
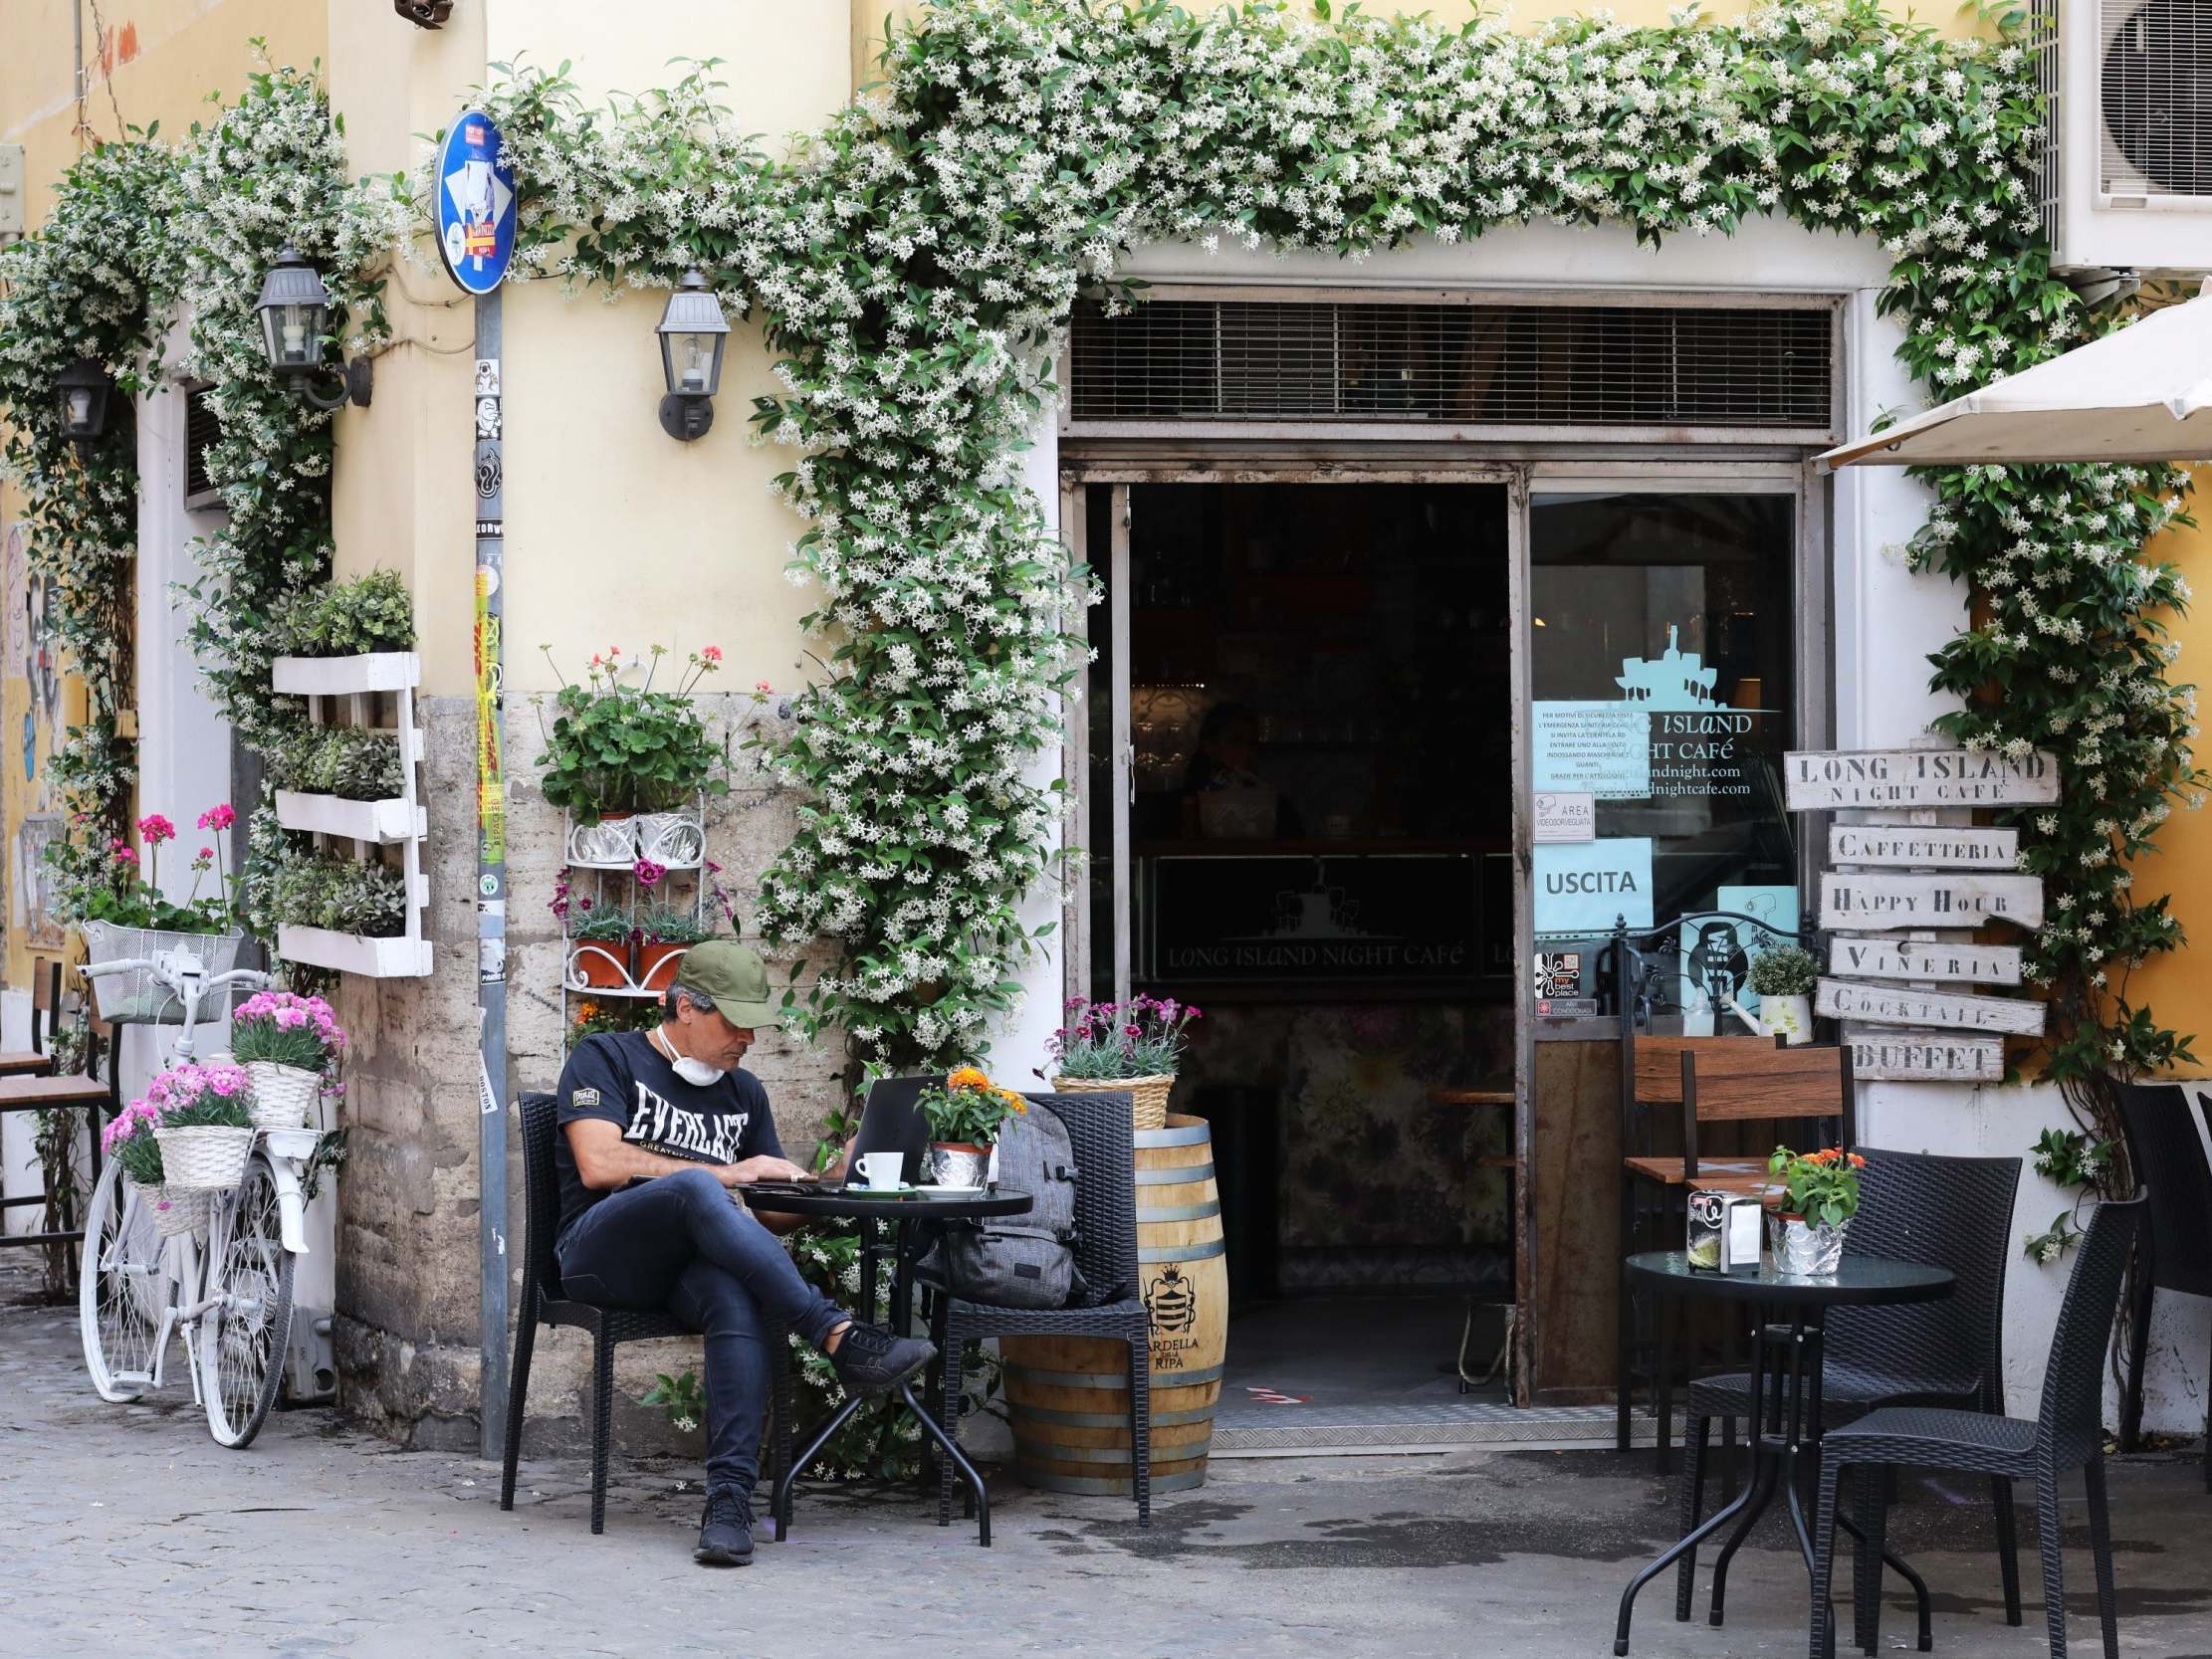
[79, 923, 244, 1024]
[636, 809, 705, 868]
[132, 1179, 211, 1239]
[243, 1062, 321, 1131]
[565, 813, 640, 867]
[153, 1126, 254, 1191]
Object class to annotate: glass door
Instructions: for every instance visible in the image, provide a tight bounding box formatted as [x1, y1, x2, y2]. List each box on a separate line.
[1524, 479, 1807, 1031]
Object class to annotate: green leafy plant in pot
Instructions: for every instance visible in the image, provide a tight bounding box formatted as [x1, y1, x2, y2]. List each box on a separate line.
[535, 645, 729, 844]
[1763, 1144, 1866, 1276]
[637, 901, 712, 992]
[1745, 943, 1820, 1046]
[916, 1065, 1027, 1187]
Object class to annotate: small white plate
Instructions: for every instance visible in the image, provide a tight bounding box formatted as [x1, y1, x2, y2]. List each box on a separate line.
[919, 1184, 987, 1200]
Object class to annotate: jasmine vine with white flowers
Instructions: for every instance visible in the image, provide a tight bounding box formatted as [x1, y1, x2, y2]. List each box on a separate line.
[0, 60, 388, 936]
[426, 0, 2199, 1133]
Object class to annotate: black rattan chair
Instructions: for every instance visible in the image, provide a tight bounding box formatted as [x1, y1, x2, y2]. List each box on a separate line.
[499, 1093, 794, 1536]
[2109, 1078, 2212, 1490]
[927, 1089, 1152, 1531]
[1674, 1147, 2024, 1647]
[1810, 1193, 2148, 1659]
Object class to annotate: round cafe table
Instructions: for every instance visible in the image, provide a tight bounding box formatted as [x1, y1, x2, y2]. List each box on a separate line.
[1612, 1250, 1956, 1656]
[739, 1183, 1031, 1545]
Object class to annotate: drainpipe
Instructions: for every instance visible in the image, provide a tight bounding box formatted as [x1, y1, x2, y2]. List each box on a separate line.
[474, 292, 511, 1459]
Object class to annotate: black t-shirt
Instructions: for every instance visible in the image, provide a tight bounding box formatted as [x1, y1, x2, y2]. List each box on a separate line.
[553, 1030, 784, 1238]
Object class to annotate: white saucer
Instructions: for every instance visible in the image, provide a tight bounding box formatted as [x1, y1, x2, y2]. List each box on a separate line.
[918, 1184, 988, 1200]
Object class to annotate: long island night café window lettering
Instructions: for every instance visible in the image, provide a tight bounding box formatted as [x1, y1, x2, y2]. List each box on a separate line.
[1527, 494, 1799, 1030]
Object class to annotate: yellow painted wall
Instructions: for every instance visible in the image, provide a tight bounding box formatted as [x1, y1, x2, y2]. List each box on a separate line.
[0, 1, 330, 992]
[2116, 478, 2212, 1079]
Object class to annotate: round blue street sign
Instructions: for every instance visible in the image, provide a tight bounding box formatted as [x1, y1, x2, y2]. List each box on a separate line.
[435, 108, 517, 296]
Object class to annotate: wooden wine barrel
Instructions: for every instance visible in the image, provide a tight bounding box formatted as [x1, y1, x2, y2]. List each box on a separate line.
[1003, 1114, 1229, 1496]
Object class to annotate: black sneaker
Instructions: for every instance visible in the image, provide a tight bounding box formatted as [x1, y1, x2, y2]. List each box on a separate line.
[829, 1322, 937, 1397]
[694, 1486, 755, 1566]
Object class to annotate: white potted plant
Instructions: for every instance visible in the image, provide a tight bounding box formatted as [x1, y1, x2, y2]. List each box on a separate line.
[146, 1063, 258, 1192]
[229, 990, 346, 1131]
[1744, 944, 1819, 1045]
[1046, 996, 1204, 1132]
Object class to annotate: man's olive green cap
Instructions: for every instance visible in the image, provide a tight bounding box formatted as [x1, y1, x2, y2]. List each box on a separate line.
[673, 939, 780, 1029]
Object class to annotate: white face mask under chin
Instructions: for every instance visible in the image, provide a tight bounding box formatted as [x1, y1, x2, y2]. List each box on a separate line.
[657, 1029, 726, 1087]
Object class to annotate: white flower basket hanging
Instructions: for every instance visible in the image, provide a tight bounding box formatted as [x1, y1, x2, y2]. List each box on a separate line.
[242, 1061, 321, 1130]
[153, 1126, 255, 1191]
[131, 1179, 212, 1239]
[79, 923, 244, 1024]
[565, 814, 638, 866]
[636, 809, 705, 868]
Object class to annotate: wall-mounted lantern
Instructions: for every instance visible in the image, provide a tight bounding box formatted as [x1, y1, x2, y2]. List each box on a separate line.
[655, 270, 730, 442]
[56, 357, 112, 461]
[394, 1, 455, 27]
[254, 246, 373, 411]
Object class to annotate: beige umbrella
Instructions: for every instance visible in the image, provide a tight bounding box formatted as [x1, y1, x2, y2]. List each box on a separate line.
[1821, 289, 2212, 468]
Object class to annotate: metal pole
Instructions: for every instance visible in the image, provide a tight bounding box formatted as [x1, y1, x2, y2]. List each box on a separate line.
[474, 291, 511, 1459]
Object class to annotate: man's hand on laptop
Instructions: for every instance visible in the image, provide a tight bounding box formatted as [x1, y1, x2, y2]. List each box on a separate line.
[718, 1155, 813, 1187]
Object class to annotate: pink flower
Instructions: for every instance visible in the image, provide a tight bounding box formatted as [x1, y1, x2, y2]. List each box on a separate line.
[701, 645, 723, 664]
[633, 858, 666, 889]
[198, 846, 216, 860]
[137, 814, 176, 844]
[114, 848, 138, 867]
[755, 679, 772, 693]
[197, 804, 236, 832]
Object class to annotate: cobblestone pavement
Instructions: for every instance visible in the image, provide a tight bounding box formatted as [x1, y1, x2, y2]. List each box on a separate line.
[6, 1289, 2209, 1659]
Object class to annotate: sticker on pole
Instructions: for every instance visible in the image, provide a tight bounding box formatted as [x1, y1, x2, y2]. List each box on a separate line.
[436, 108, 516, 296]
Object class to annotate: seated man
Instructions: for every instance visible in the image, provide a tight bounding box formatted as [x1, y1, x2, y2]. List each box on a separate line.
[553, 939, 934, 1566]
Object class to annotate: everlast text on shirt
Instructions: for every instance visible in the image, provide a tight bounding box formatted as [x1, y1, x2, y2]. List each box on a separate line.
[624, 1082, 749, 1164]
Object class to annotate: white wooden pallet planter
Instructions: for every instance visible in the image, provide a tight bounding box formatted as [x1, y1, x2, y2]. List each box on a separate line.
[278, 925, 434, 979]
[273, 651, 433, 980]
[274, 790, 427, 844]
[272, 651, 422, 696]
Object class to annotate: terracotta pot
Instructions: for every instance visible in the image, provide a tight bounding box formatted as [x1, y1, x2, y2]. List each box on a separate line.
[638, 940, 689, 992]
[570, 939, 633, 989]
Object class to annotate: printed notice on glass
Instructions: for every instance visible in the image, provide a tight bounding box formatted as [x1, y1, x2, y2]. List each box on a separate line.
[1532, 702, 1650, 799]
[1534, 837, 1655, 935]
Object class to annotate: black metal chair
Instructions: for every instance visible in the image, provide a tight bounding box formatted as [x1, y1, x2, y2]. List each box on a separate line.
[2109, 1078, 2212, 1490]
[499, 1093, 794, 1535]
[1673, 1147, 2024, 1648]
[1810, 1193, 2148, 1659]
[926, 1090, 1152, 1531]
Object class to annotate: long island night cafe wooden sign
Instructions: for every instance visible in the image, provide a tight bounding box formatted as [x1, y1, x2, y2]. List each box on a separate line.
[1787, 745, 2056, 1081]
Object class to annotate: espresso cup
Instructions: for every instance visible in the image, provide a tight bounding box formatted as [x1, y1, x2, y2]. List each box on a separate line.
[855, 1151, 904, 1190]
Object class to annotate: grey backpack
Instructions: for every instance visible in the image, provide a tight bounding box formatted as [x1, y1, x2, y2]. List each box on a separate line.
[935, 1100, 1085, 1309]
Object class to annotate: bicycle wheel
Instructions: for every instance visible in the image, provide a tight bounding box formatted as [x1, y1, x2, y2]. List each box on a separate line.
[199, 1152, 295, 1449]
[79, 1157, 168, 1402]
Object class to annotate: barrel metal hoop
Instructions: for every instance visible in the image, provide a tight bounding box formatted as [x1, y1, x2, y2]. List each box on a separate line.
[1133, 1163, 1215, 1186]
[1134, 1122, 1214, 1148]
[1004, 1360, 1225, 1390]
[1006, 1402, 1219, 1429]
[1134, 1201, 1222, 1224]
[1139, 1237, 1226, 1263]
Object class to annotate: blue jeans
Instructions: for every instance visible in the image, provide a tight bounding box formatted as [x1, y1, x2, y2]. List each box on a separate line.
[555, 1167, 847, 1495]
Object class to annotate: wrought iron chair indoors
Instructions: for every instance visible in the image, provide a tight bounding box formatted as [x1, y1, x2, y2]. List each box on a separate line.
[2108, 1078, 2212, 1491]
[1672, 1147, 2024, 1649]
[925, 1089, 1153, 1534]
[1810, 1193, 2148, 1659]
[500, 1093, 794, 1536]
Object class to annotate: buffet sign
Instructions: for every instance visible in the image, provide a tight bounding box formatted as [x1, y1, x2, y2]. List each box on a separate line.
[1789, 744, 2052, 1076]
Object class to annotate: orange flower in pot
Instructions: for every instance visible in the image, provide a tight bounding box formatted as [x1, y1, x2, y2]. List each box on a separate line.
[917, 1066, 1027, 1188]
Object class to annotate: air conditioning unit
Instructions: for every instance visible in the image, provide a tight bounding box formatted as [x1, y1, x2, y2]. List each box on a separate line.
[2039, 0, 2212, 274]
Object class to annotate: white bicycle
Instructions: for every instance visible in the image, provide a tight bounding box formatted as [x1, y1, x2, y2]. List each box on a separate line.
[77, 949, 317, 1448]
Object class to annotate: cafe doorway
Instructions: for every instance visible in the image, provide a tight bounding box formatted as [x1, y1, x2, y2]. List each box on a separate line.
[1074, 479, 1527, 1441]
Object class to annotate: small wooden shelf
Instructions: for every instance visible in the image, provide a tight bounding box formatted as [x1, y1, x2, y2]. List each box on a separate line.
[278, 925, 434, 979]
[274, 790, 427, 845]
[272, 651, 421, 696]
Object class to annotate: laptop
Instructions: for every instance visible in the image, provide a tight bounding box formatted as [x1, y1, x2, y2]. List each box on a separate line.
[841, 1074, 937, 1187]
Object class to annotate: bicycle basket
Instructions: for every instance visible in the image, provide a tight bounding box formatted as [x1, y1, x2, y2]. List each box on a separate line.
[78, 923, 246, 1025]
